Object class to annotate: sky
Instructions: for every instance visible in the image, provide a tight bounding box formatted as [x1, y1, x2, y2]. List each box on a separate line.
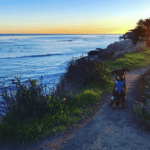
[1, 0, 150, 34]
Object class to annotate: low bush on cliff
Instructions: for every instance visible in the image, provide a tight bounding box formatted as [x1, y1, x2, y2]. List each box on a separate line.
[65, 56, 112, 86]
[1, 77, 52, 123]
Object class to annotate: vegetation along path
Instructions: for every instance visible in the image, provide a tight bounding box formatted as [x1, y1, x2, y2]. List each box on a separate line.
[59, 66, 150, 150]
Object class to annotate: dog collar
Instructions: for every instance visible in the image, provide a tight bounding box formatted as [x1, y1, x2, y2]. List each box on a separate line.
[115, 80, 126, 95]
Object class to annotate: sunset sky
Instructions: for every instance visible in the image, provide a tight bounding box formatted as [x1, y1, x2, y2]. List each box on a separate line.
[1, 0, 150, 34]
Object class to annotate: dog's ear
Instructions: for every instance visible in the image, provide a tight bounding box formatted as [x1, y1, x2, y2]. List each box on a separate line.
[123, 67, 129, 72]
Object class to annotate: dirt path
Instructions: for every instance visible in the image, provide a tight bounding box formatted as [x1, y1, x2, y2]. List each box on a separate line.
[58, 66, 150, 150]
[1, 66, 150, 150]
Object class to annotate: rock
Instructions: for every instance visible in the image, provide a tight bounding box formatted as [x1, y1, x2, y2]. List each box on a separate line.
[88, 50, 99, 56]
[97, 48, 114, 61]
[88, 50, 99, 62]
[104, 51, 115, 60]
[96, 48, 105, 51]
[97, 40, 146, 62]
[106, 40, 131, 53]
[112, 51, 128, 61]
[97, 48, 107, 60]
[131, 42, 146, 53]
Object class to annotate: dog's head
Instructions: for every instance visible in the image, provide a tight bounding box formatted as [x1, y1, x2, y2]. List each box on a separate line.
[111, 67, 129, 81]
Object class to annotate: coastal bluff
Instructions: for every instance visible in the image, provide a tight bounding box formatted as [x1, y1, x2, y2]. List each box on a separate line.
[55, 39, 146, 95]
[74, 40, 146, 63]
[96, 40, 146, 62]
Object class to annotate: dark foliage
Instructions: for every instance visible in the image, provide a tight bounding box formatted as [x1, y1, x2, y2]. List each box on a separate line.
[65, 56, 111, 87]
[2, 77, 52, 123]
[120, 17, 150, 45]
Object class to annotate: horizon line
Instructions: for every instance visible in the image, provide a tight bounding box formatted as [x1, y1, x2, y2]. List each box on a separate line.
[0, 33, 123, 35]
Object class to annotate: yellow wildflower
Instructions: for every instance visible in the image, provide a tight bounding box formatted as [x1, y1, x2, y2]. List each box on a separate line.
[63, 98, 66, 101]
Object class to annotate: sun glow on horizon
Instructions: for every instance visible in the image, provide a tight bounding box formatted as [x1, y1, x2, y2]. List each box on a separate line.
[0, 27, 128, 34]
[0, 19, 131, 34]
[1, 0, 150, 34]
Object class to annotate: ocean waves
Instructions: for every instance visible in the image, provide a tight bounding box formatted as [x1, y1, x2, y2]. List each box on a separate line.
[1, 53, 63, 59]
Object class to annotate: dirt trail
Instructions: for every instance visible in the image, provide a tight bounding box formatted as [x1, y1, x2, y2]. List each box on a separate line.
[1, 66, 150, 150]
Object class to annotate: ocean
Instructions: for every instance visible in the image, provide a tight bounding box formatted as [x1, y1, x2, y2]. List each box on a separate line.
[0, 34, 122, 116]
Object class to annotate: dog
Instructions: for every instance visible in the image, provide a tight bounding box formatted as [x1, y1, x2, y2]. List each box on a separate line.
[109, 67, 129, 108]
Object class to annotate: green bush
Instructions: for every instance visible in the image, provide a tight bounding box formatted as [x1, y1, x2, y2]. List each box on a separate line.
[2, 77, 51, 123]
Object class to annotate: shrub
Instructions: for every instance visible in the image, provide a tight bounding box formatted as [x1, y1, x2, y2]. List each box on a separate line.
[65, 56, 111, 87]
[2, 77, 52, 123]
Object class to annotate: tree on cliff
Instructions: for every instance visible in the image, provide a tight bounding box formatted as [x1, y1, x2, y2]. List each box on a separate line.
[120, 17, 150, 46]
